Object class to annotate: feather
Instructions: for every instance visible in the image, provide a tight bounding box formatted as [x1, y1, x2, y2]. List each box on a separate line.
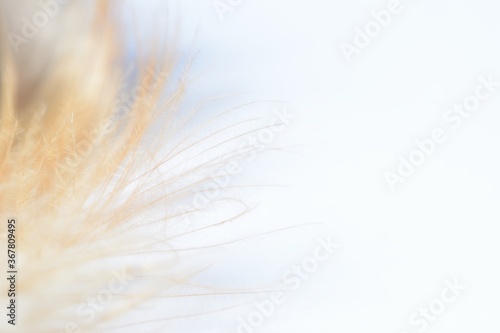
[0, 1, 263, 331]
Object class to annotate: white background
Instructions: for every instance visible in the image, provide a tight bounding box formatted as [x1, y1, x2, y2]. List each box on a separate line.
[127, 1, 500, 332]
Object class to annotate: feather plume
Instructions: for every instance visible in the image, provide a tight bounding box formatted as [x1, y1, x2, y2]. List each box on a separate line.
[0, 1, 269, 332]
